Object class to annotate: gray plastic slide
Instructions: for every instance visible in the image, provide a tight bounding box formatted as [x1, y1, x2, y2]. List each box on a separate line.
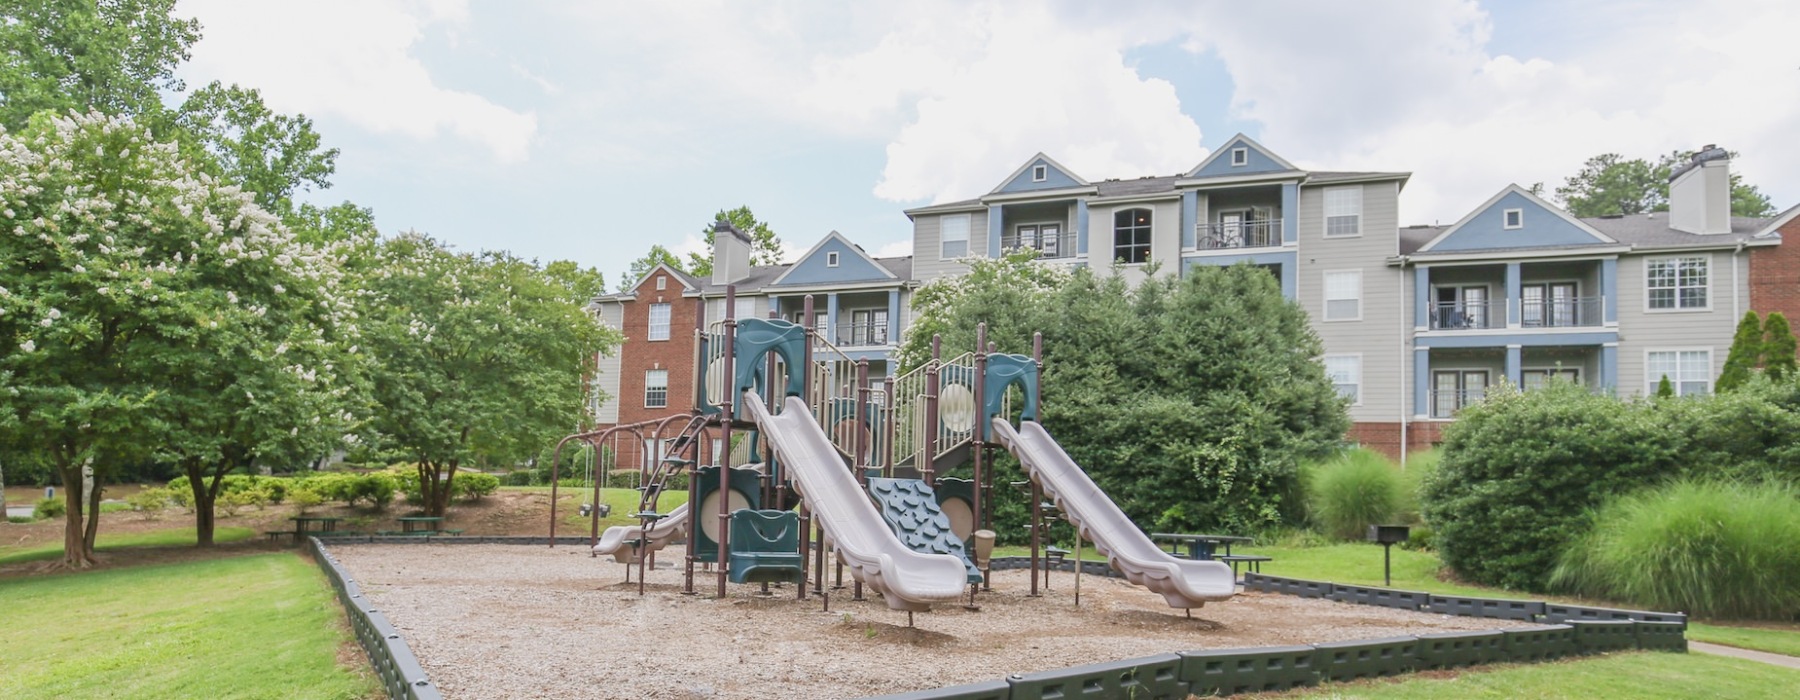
[592, 503, 688, 563]
[743, 392, 967, 611]
[990, 418, 1237, 609]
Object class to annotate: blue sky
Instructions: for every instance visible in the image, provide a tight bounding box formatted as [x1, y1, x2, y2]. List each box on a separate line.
[175, 1, 1799, 287]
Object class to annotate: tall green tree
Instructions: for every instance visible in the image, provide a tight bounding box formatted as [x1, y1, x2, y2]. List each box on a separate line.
[685, 206, 785, 277]
[359, 234, 617, 517]
[617, 244, 687, 291]
[172, 82, 339, 215]
[0, 0, 200, 130]
[1765, 312, 1798, 382]
[1717, 311, 1765, 392]
[1555, 150, 1776, 218]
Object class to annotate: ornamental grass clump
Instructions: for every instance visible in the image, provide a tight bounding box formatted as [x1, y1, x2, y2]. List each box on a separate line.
[1306, 448, 1405, 540]
[1553, 479, 1800, 620]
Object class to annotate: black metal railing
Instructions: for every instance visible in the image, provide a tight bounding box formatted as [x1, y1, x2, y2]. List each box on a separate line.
[1000, 229, 1079, 259]
[1522, 296, 1604, 328]
[1429, 301, 1499, 330]
[1196, 219, 1282, 250]
[834, 322, 891, 347]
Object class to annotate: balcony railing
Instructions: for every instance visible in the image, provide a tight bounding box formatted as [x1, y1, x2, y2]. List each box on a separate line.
[1429, 301, 1499, 330]
[1429, 389, 1487, 419]
[1000, 230, 1079, 259]
[834, 322, 891, 347]
[1196, 219, 1282, 250]
[1523, 296, 1604, 328]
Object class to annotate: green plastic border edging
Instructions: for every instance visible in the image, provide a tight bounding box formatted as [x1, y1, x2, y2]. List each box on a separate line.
[309, 537, 444, 700]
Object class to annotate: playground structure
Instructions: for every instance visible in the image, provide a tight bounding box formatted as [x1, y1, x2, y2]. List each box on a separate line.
[548, 281, 1235, 613]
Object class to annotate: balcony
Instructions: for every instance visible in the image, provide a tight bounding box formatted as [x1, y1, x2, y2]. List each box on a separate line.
[1000, 228, 1079, 260]
[1196, 219, 1282, 250]
[1429, 301, 1499, 330]
[1429, 389, 1487, 419]
[1523, 296, 1604, 329]
[834, 322, 891, 347]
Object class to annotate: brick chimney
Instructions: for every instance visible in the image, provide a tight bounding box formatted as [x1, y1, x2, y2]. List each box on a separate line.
[1668, 145, 1731, 235]
[711, 220, 753, 285]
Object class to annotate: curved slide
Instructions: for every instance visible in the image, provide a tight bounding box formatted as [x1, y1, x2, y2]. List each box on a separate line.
[743, 393, 968, 611]
[593, 503, 688, 563]
[990, 418, 1236, 609]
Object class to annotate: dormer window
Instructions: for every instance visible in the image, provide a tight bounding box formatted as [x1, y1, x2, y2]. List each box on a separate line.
[655, 276, 666, 290]
[1031, 164, 1047, 182]
[1503, 208, 1523, 230]
[826, 252, 840, 267]
[1231, 148, 1248, 166]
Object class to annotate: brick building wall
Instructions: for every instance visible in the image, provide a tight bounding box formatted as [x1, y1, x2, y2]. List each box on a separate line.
[612, 270, 703, 429]
[1347, 421, 1449, 461]
[1751, 218, 1799, 320]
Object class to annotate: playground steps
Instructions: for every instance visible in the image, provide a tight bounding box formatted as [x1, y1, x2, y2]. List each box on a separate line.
[868, 477, 981, 583]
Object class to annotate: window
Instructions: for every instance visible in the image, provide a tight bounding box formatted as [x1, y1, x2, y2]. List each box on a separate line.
[1647, 256, 1708, 310]
[655, 275, 667, 290]
[1231, 148, 1248, 166]
[940, 213, 970, 258]
[1031, 164, 1047, 182]
[1432, 371, 1489, 418]
[644, 369, 669, 408]
[1522, 368, 1579, 391]
[1324, 186, 1362, 237]
[1113, 208, 1152, 264]
[826, 252, 840, 267]
[1503, 208, 1523, 229]
[733, 297, 756, 321]
[1323, 270, 1361, 321]
[1522, 283, 1579, 327]
[647, 303, 671, 341]
[1432, 286, 1491, 329]
[1008, 223, 1065, 257]
[1324, 355, 1361, 404]
[1647, 350, 1711, 396]
[791, 311, 826, 337]
[848, 309, 890, 345]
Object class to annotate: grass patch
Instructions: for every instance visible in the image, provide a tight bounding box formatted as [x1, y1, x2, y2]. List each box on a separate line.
[550, 487, 691, 532]
[0, 552, 375, 699]
[0, 527, 256, 566]
[1688, 623, 1800, 657]
[1294, 651, 1798, 699]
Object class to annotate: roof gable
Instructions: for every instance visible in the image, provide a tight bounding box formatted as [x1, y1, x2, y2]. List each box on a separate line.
[991, 153, 1089, 195]
[1419, 185, 1616, 254]
[1187, 133, 1300, 179]
[625, 262, 698, 295]
[768, 231, 897, 287]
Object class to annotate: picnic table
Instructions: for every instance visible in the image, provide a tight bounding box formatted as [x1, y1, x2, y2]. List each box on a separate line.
[1150, 532, 1253, 561]
[270, 516, 343, 543]
[397, 516, 444, 534]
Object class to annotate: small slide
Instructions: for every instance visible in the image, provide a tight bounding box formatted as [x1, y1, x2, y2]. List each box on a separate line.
[593, 503, 688, 563]
[990, 418, 1236, 609]
[743, 392, 968, 611]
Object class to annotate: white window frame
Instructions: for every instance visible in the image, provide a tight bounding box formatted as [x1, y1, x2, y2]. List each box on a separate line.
[655, 275, 667, 290]
[1324, 354, 1362, 405]
[1323, 269, 1362, 321]
[1645, 348, 1712, 397]
[1503, 208, 1523, 230]
[1230, 147, 1248, 166]
[1323, 186, 1362, 238]
[733, 297, 756, 321]
[939, 213, 971, 259]
[826, 251, 840, 267]
[646, 303, 672, 341]
[643, 369, 669, 408]
[1031, 164, 1047, 182]
[1645, 255, 1710, 312]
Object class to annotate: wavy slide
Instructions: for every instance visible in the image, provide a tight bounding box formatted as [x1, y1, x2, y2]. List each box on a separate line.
[743, 393, 967, 611]
[990, 418, 1237, 609]
[592, 503, 689, 563]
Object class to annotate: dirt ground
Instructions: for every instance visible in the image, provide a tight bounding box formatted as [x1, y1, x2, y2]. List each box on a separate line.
[330, 543, 1529, 700]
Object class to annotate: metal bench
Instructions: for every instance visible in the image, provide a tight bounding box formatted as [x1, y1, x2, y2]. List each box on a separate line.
[1219, 554, 1272, 579]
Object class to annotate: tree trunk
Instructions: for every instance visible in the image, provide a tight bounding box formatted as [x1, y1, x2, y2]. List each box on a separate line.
[83, 461, 101, 558]
[1, 456, 8, 521]
[58, 458, 93, 568]
[187, 461, 219, 547]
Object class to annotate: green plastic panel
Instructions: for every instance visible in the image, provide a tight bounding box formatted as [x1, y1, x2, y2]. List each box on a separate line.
[1007, 653, 1187, 700]
[727, 509, 804, 584]
[1180, 645, 1320, 695]
[690, 466, 764, 562]
[982, 353, 1038, 428]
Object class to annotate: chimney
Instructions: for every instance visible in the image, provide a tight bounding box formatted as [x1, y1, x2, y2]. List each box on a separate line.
[711, 219, 753, 285]
[1668, 145, 1731, 235]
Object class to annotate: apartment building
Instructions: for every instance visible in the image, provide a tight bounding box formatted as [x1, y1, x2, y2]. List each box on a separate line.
[902, 138, 1788, 457]
[588, 224, 912, 464]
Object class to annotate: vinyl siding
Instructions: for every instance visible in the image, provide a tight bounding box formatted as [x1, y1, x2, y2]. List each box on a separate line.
[1615, 249, 1745, 397]
[594, 303, 625, 424]
[1297, 181, 1407, 423]
[1086, 199, 1181, 284]
[913, 210, 989, 280]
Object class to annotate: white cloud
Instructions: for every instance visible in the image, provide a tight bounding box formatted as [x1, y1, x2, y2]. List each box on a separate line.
[872, 239, 914, 259]
[178, 0, 538, 163]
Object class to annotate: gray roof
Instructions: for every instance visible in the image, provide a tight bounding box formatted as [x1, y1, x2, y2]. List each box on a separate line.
[1583, 212, 1768, 248]
[1399, 225, 1446, 255]
[1093, 175, 1183, 198]
[1308, 171, 1409, 183]
[686, 255, 913, 296]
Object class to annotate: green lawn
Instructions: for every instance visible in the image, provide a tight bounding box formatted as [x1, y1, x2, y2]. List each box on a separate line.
[1294, 651, 1799, 699]
[0, 526, 256, 566]
[0, 552, 375, 699]
[522, 486, 691, 532]
[1687, 623, 1800, 657]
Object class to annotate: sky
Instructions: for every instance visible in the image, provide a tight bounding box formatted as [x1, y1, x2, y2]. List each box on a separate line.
[173, 0, 1800, 286]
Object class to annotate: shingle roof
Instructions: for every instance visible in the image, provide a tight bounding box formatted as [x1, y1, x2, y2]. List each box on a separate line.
[685, 256, 913, 296]
[1399, 226, 1446, 255]
[1582, 212, 1768, 248]
[1308, 171, 1409, 183]
[1093, 175, 1183, 198]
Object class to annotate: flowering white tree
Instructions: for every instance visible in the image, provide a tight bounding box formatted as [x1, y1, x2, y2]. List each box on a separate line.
[0, 111, 357, 561]
[359, 234, 615, 517]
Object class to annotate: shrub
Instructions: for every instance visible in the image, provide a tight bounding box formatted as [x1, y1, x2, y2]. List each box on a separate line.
[1553, 479, 1800, 620]
[126, 488, 172, 515]
[288, 486, 324, 514]
[1305, 448, 1406, 540]
[458, 473, 500, 500]
[1398, 448, 1442, 524]
[354, 473, 398, 509]
[502, 471, 535, 487]
[34, 497, 65, 519]
[1422, 382, 1682, 591]
[7, 516, 33, 524]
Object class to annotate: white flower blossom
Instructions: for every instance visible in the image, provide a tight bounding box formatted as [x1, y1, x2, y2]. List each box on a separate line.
[47, 308, 60, 320]
[20, 340, 35, 352]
